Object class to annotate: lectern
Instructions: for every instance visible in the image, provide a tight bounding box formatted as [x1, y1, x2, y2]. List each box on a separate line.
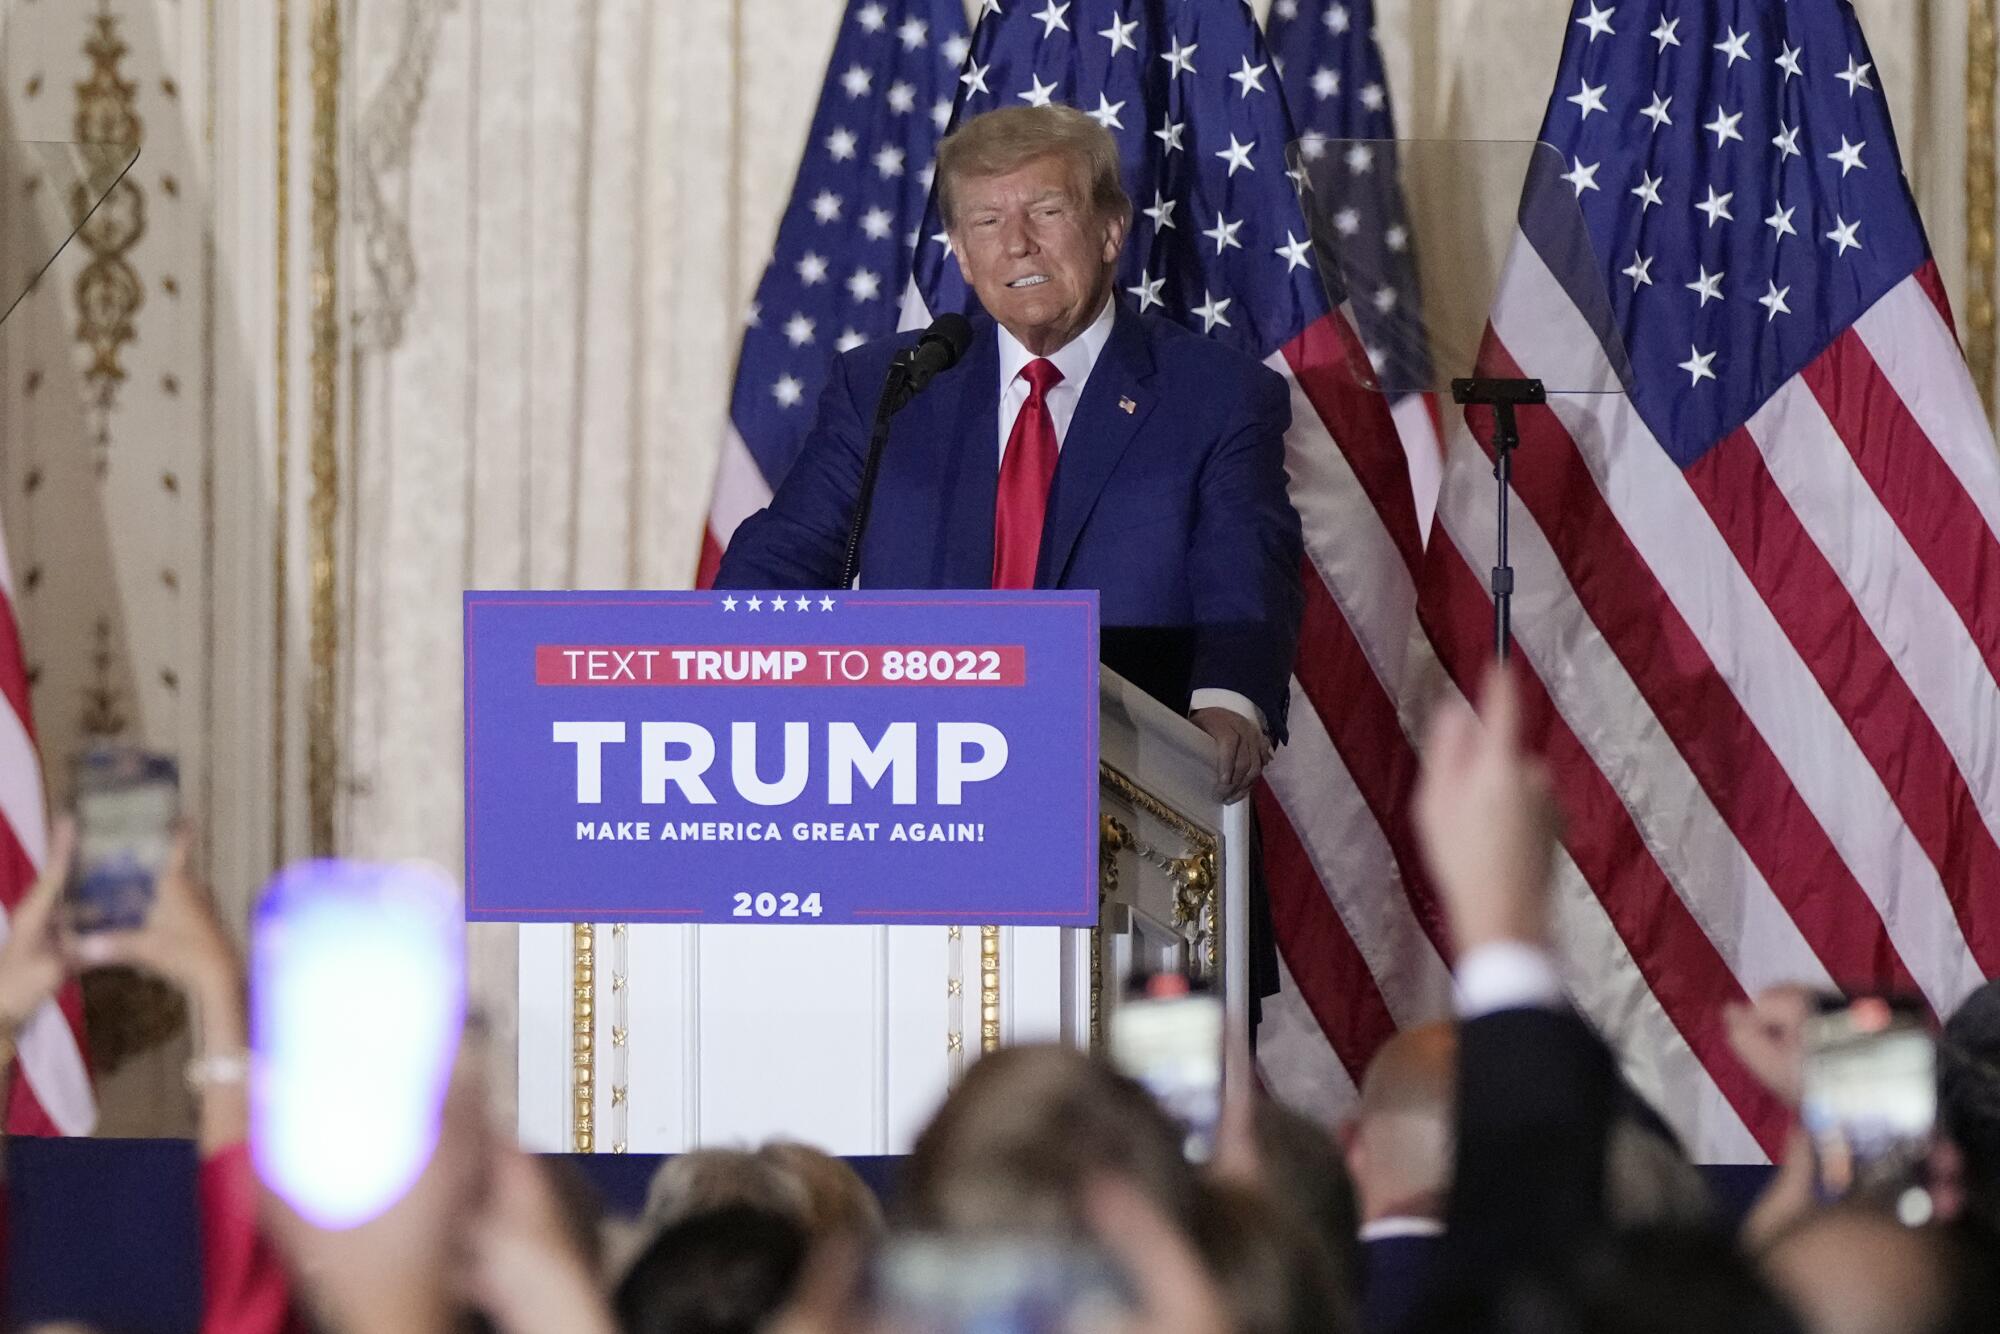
[467, 592, 1248, 1155]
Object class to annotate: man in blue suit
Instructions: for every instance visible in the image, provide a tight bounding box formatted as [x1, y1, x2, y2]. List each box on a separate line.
[717, 104, 1303, 801]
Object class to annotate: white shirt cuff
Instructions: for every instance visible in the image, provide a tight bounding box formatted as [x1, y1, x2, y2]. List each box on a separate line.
[1452, 941, 1564, 1019]
[1189, 688, 1266, 735]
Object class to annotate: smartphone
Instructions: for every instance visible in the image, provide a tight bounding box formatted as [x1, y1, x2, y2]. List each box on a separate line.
[1108, 971, 1224, 1163]
[1800, 993, 1937, 1212]
[251, 859, 466, 1230]
[66, 746, 179, 933]
[868, 1234, 1134, 1334]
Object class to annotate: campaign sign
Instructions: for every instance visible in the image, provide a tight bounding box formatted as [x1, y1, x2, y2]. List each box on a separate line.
[463, 590, 1099, 925]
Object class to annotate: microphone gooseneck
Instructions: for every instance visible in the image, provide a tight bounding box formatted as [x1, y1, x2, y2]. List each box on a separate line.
[840, 314, 976, 590]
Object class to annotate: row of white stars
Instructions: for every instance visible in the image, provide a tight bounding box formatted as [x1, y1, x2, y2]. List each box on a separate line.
[719, 595, 839, 612]
[822, 127, 937, 189]
[1561, 129, 1869, 200]
[963, 42, 1275, 101]
[837, 67, 957, 131]
[1575, 2, 1878, 97]
[1307, 67, 1387, 107]
[1271, 0, 1356, 34]
[852, 2, 971, 68]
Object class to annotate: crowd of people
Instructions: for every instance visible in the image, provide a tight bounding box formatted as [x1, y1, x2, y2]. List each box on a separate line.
[1, 662, 1997, 1332]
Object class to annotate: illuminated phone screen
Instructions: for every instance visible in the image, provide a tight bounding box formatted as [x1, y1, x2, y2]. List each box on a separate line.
[69, 748, 179, 933]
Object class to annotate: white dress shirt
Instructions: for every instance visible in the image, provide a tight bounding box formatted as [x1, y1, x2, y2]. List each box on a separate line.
[995, 301, 1265, 734]
[1452, 940, 1566, 1019]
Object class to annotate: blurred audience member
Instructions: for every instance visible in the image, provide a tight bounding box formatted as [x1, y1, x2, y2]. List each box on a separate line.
[614, 1204, 808, 1334]
[1340, 1023, 1452, 1334]
[1605, 1111, 1714, 1231]
[1192, 1180, 1352, 1334]
[759, 1140, 883, 1241]
[1763, 1205, 1999, 1334]
[899, 1044, 1200, 1238]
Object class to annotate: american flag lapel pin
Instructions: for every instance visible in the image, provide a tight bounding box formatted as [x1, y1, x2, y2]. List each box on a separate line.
[1118, 395, 1137, 415]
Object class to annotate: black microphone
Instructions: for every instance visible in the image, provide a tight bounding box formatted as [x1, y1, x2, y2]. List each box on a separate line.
[840, 313, 976, 590]
[894, 313, 974, 398]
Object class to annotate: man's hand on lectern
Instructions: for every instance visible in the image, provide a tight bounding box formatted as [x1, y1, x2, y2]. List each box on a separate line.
[1190, 707, 1272, 804]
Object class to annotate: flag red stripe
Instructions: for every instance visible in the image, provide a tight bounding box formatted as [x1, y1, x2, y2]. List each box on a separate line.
[1914, 261, 1960, 341]
[696, 529, 724, 592]
[1801, 332, 2000, 691]
[0, 595, 37, 748]
[1418, 537, 1789, 1155]
[1474, 343, 1920, 998]
[1253, 780, 1400, 1084]
[1291, 562, 1450, 960]
[1284, 318, 1425, 576]
[0, 809, 86, 1135]
[1686, 428, 2000, 978]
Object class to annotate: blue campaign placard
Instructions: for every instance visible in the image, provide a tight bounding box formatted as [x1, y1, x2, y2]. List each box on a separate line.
[463, 590, 1099, 925]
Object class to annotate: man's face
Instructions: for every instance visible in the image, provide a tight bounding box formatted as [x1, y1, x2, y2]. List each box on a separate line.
[948, 154, 1127, 357]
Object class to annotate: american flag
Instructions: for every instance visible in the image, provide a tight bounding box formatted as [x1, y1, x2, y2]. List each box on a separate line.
[0, 535, 94, 1135]
[1264, 0, 1442, 533]
[1417, 0, 2000, 1160]
[699, 0, 971, 584]
[909, 0, 1453, 1119]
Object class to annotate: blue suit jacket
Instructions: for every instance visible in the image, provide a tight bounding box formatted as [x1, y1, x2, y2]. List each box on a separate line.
[716, 302, 1305, 740]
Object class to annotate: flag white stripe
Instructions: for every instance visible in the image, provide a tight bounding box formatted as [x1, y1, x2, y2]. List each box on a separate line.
[0, 697, 92, 1133]
[1268, 352, 1420, 691]
[1434, 417, 1835, 996]
[1255, 951, 1359, 1124]
[708, 427, 777, 553]
[1390, 394, 1442, 541]
[1263, 680, 1453, 1028]
[1491, 246, 1973, 1013]
[1853, 280, 2000, 551]
[1746, 379, 2000, 908]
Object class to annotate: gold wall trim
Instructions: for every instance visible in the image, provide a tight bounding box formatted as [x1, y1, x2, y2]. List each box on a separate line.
[272, 0, 291, 868]
[1971, 0, 1998, 422]
[1098, 762, 1223, 973]
[978, 925, 1000, 1054]
[572, 923, 595, 1152]
[307, 0, 342, 855]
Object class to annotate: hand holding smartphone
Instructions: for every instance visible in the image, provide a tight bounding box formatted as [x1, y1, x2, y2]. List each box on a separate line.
[1801, 993, 1937, 1215]
[66, 746, 179, 934]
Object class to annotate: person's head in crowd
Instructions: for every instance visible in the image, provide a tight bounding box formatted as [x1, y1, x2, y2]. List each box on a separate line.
[756, 1141, 884, 1241]
[1426, 1225, 1804, 1334]
[1342, 1022, 1456, 1226]
[1193, 1180, 1356, 1334]
[899, 1044, 1201, 1238]
[614, 1204, 809, 1334]
[1762, 1205, 2000, 1334]
[1249, 1095, 1361, 1290]
[1937, 978, 2000, 1231]
[1605, 1111, 1713, 1231]
[643, 1147, 812, 1235]
[936, 104, 1131, 357]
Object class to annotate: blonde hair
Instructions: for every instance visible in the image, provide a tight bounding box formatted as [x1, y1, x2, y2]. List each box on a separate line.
[936, 104, 1132, 229]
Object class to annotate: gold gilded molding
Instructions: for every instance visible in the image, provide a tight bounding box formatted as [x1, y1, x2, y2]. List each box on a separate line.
[1093, 813, 1129, 1051]
[1971, 0, 1998, 421]
[572, 923, 595, 1153]
[1099, 763, 1222, 972]
[73, 8, 146, 458]
[307, 0, 342, 856]
[273, 0, 292, 867]
[979, 925, 1000, 1054]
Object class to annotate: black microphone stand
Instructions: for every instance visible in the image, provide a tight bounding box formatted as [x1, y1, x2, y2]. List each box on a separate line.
[1450, 377, 1546, 662]
[838, 348, 922, 591]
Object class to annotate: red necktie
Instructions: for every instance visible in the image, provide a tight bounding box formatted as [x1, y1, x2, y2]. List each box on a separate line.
[993, 358, 1063, 589]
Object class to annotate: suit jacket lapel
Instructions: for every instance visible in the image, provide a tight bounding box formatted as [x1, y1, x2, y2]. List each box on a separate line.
[1040, 303, 1158, 585]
